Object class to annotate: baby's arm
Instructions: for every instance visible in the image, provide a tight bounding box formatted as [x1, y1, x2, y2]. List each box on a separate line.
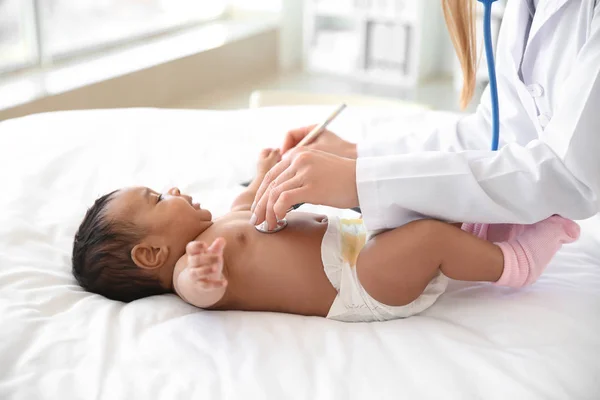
[174, 238, 228, 308]
[231, 148, 281, 212]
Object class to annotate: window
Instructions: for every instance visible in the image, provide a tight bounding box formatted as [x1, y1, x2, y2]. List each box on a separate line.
[0, 0, 227, 74]
[0, 0, 37, 72]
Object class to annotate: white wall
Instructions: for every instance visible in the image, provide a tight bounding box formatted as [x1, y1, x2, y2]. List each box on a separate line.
[278, 0, 303, 71]
[228, 0, 281, 12]
[439, 25, 457, 76]
[228, 0, 303, 71]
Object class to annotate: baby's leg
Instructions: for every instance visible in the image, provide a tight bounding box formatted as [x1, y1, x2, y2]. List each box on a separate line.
[356, 220, 504, 307]
[356, 217, 579, 307]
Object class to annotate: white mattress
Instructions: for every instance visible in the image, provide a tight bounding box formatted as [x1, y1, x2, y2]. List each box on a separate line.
[0, 107, 599, 400]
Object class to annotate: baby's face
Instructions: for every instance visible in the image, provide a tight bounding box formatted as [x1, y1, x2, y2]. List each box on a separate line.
[108, 186, 212, 255]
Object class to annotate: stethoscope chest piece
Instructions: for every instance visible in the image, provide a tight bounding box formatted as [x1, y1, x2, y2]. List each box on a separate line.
[255, 219, 288, 234]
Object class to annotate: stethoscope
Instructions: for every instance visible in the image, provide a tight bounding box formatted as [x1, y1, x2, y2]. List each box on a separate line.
[255, 0, 501, 233]
[480, 0, 501, 151]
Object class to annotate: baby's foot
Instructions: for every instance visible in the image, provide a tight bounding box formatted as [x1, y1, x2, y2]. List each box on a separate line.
[486, 224, 526, 242]
[495, 216, 580, 288]
[461, 223, 488, 238]
[461, 223, 525, 242]
[257, 148, 282, 177]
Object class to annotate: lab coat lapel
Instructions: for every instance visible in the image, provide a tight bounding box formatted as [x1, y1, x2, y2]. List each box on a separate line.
[503, 0, 540, 125]
[504, 0, 530, 73]
[518, 0, 573, 130]
[526, 0, 571, 47]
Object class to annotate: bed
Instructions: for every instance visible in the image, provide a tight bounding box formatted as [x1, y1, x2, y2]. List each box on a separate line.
[0, 107, 599, 400]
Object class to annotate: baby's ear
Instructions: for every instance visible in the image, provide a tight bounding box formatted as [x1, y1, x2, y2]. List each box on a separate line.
[131, 243, 169, 270]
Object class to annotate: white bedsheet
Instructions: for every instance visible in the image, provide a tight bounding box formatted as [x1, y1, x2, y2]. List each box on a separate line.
[0, 107, 599, 400]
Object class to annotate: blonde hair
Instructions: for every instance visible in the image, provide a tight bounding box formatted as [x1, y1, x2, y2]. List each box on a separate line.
[442, 0, 478, 109]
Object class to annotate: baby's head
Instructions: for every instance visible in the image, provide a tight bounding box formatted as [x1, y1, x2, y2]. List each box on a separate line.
[72, 187, 212, 302]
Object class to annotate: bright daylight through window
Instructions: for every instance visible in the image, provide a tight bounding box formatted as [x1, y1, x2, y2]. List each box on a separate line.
[0, 0, 227, 73]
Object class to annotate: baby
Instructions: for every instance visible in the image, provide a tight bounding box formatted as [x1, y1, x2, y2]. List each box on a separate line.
[72, 149, 580, 322]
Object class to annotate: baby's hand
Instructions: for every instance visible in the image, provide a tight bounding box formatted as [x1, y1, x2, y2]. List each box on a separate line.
[184, 238, 228, 290]
[257, 148, 281, 177]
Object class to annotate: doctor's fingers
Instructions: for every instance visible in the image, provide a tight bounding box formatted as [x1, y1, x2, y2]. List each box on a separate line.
[261, 177, 304, 229]
[274, 187, 306, 217]
[252, 157, 292, 212]
[281, 125, 317, 154]
[254, 176, 302, 229]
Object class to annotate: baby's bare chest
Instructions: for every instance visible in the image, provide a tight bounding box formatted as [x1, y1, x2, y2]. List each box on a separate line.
[197, 211, 329, 279]
[198, 212, 335, 313]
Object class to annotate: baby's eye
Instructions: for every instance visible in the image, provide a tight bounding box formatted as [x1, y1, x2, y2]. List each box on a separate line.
[157, 194, 164, 203]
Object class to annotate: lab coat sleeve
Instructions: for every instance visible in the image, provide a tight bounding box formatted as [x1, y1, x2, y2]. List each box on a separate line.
[357, 8, 600, 230]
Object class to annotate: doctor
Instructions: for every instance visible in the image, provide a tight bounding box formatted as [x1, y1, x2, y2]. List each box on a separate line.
[251, 0, 600, 232]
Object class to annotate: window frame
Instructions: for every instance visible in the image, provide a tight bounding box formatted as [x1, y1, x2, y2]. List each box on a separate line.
[0, 0, 230, 77]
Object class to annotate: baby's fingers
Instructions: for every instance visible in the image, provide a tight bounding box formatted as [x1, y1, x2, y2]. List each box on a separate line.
[188, 252, 222, 269]
[186, 241, 207, 256]
[189, 265, 220, 281]
[198, 278, 228, 290]
[207, 237, 226, 255]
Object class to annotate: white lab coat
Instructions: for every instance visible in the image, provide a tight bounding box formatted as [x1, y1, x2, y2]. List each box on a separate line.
[357, 0, 600, 230]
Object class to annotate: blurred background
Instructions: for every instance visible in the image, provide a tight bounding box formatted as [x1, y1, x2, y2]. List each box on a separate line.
[0, 0, 507, 120]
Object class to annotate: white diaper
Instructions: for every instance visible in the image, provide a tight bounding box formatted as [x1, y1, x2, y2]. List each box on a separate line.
[321, 216, 448, 322]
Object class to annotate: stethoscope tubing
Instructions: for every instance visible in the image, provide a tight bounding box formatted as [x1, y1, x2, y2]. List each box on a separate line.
[479, 0, 501, 151]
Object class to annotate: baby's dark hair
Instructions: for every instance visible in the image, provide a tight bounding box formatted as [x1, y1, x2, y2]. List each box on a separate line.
[72, 190, 170, 302]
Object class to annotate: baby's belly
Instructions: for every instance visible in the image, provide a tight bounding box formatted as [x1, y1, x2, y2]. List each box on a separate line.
[224, 213, 337, 316]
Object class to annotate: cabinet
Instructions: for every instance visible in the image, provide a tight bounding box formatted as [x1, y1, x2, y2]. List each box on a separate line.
[303, 0, 443, 87]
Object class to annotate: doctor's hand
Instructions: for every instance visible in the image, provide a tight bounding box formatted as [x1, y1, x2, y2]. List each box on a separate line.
[281, 125, 358, 159]
[250, 148, 359, 230]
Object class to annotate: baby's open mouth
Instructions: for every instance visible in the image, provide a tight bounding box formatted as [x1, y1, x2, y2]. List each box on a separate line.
[186, 194, 200, 210]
